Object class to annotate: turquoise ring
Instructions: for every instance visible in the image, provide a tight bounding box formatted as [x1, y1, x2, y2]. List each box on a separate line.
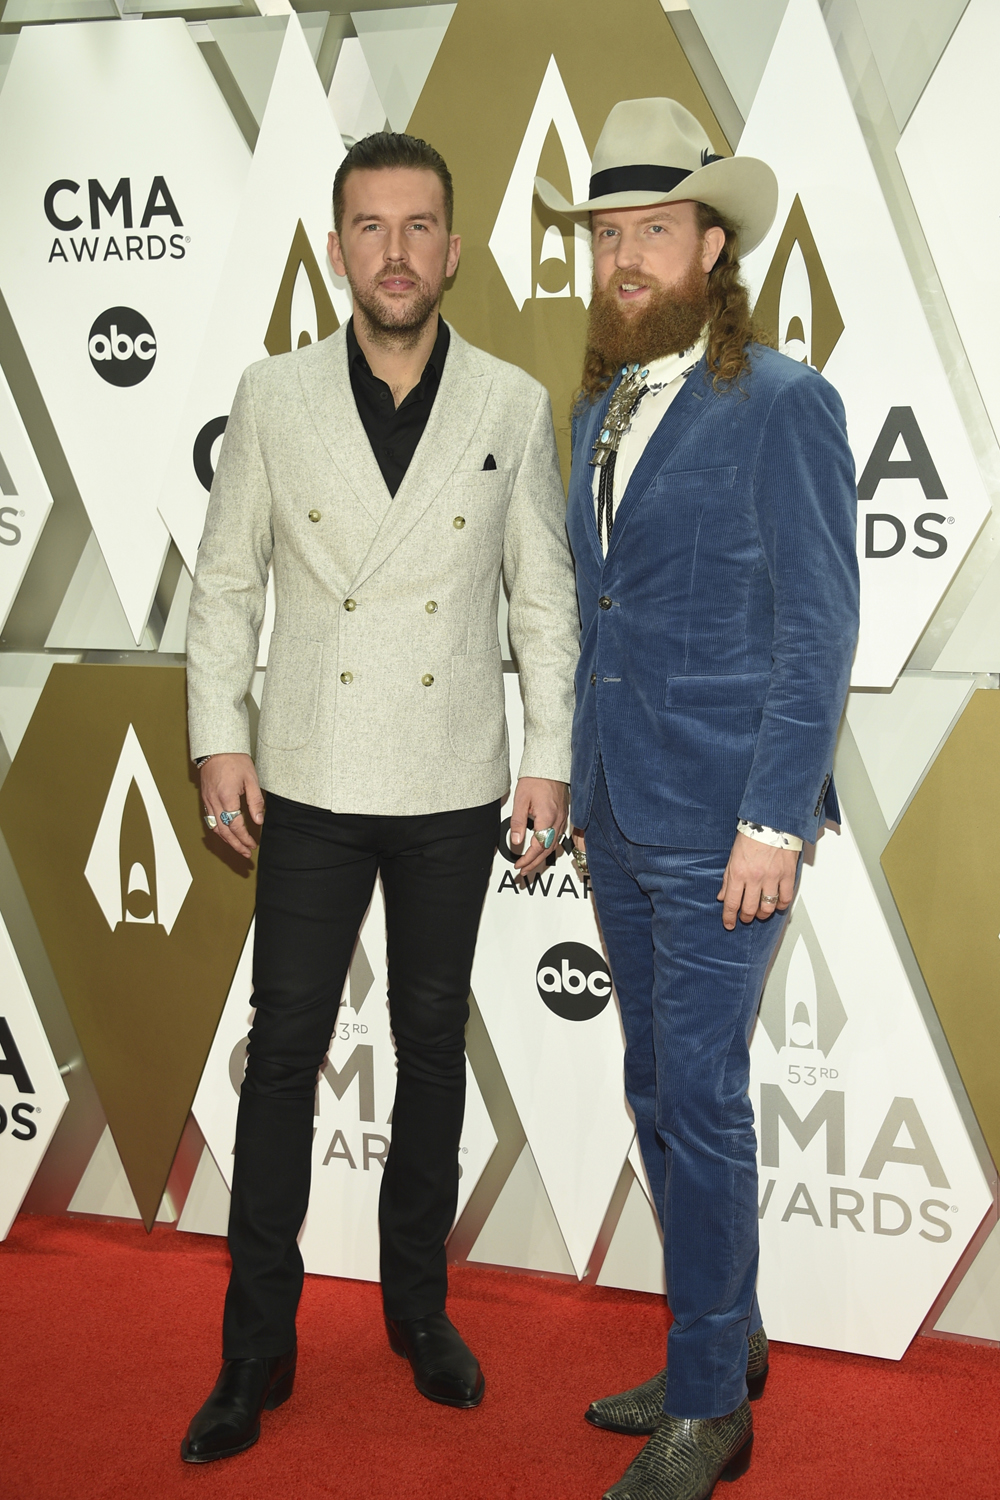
[533, 827, 556, 850]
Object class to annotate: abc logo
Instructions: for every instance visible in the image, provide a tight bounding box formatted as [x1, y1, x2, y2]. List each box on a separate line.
[535, 942, 612, 1022]
[88, 306, 156, 387]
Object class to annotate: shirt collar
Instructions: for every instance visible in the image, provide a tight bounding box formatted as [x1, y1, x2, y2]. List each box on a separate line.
[347, 314, 450, 392]
[641, 332, 709, 392]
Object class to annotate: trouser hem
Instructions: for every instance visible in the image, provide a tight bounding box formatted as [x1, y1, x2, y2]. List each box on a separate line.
[221, 1341, 298, 1362]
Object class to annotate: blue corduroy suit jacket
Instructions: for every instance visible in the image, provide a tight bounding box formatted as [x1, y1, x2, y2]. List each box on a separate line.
[567, 345, 860, 849]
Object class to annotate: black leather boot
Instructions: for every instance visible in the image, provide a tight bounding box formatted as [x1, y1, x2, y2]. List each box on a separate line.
[386, 1312, 485, 1408]
[181, 1350, 296, 1463]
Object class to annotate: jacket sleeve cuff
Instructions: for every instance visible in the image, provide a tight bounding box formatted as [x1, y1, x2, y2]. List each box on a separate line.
[516, 751, 571, 784]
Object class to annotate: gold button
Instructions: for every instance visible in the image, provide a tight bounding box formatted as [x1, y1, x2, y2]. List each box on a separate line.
[453, 516, 465, 529]
[340, 671, 353, 685]
[344, 598, 356, 612]
[308, 509, 321, 523]
[425, 601, 438, 614]
[421, 673, 434, 687]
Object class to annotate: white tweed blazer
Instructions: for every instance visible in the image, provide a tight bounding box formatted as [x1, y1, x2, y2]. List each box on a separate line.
[186, 323, 579, 815]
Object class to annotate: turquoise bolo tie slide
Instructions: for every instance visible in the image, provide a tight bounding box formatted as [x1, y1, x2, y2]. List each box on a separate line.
[590, 363, 650, 468]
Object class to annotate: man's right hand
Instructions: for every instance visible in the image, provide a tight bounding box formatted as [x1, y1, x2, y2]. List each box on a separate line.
[200, 753, 264, 859]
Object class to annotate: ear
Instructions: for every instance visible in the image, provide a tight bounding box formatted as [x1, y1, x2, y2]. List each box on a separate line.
[446, 232, 461, 278]
[327, 229, 347, 278]
[701, 224, 726, 274]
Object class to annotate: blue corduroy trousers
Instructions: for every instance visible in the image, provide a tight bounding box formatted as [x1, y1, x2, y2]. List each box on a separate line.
[585, 764, 790, 1419]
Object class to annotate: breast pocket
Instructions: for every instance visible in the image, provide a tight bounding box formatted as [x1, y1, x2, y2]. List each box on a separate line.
[450, 468, 515, 525]
[257, 633, 323, 750]
[657, 465, 749, 570]
[655, 465, 738, 503]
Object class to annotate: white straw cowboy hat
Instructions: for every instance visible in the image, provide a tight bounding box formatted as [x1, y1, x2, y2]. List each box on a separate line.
[535, 97, 778, 255]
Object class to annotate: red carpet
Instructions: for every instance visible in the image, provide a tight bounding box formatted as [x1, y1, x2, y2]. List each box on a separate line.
[1, 1215, 997, 1499]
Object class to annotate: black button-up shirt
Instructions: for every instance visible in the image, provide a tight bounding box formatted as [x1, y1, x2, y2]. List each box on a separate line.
[347, 315, 450, 498]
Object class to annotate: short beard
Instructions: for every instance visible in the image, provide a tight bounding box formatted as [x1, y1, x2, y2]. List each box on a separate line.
[585, 259, 710, 373]
[350, 261, 442, 350]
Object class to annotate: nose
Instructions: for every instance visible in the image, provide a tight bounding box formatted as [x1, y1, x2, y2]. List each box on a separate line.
[614, 230, 641, 271]
[384, 227, 409, 265]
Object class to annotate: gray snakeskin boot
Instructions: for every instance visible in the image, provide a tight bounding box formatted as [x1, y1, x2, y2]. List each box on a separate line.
[601, 1399, 753, 1500]
[586, 1327, 768, 1436]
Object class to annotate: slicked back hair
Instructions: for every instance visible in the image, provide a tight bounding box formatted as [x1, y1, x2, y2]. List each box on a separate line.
[333, 131, 454, 233]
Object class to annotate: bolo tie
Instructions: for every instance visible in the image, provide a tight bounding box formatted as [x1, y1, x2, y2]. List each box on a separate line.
[590, 363, 650, 550]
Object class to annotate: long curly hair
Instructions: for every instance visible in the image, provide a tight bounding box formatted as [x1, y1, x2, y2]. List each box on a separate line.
[575, 201, 771, 408]
[697, 203, 771, 389]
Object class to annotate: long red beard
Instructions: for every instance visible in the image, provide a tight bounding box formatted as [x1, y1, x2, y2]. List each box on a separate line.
[585, 260, 709, 370]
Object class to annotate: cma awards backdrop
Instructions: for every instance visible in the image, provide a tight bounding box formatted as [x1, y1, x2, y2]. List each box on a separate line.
[0, 0, 998, 1362]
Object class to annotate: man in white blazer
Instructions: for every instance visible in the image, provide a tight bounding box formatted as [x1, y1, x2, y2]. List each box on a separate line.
[182, 131, 579, 1463]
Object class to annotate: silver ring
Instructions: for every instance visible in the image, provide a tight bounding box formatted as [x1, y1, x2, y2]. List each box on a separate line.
[219, 808, 243, 826]
[533, 826, 556, 849]
[761, 893, 779, 905]
[203, 814, 217, 830]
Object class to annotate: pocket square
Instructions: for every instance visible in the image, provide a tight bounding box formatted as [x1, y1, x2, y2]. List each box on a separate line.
[482, 454, 497, 470]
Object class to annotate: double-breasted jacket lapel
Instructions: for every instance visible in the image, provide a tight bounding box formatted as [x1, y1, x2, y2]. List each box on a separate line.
[605, 356, 713, 562]
[345, 329, 491, 594]
[294, 325, 493, 592]
[296, 325, 391, 528]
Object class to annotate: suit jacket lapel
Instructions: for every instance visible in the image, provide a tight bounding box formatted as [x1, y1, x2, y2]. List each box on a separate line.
[606, 356, 713, 560]
[347, 327, 490, 593]
[297, 325, 392, 526]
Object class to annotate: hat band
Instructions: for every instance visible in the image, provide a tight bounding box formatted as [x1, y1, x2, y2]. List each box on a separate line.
[587, 163, 692, 200]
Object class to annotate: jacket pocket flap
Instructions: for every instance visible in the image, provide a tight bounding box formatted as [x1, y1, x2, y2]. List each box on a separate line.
[664, 672, 769, 708]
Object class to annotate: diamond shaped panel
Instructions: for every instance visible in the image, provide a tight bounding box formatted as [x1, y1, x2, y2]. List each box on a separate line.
[0, 908, 68, 1239]
[739, 0, 991, 686]
[882, 688, 1000, 1170]
[0, 664, 256, 1228]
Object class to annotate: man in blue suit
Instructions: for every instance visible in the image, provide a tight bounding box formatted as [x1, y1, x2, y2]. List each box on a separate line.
[536, 100, 859, 1500]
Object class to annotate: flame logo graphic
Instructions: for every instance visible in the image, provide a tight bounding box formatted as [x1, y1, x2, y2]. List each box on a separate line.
[84, 724, 192, 935]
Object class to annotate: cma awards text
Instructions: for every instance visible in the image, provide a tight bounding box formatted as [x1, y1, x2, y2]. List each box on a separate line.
[43, 174, 188, 264]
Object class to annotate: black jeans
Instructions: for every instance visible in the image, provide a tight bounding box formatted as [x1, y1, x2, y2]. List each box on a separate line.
[222, 791, 500, 1359]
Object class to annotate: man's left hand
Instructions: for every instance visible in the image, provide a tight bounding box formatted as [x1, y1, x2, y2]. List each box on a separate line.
[510, 777, 569, 876]
[718, 831, 798, 930]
